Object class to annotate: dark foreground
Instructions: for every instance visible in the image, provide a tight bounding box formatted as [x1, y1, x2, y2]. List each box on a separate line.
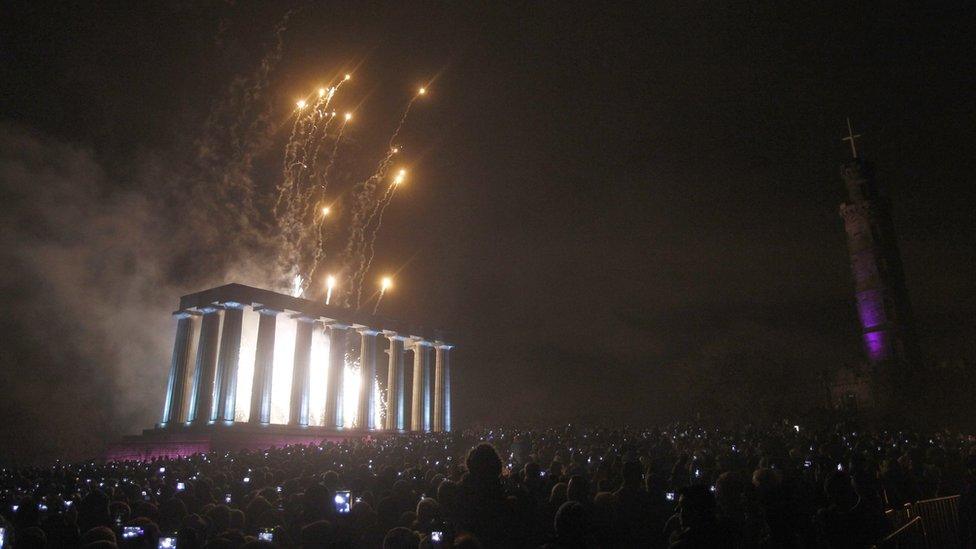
[2, 423, 975, 548]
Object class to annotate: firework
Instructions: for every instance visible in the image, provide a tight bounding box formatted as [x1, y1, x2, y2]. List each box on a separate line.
[270, 74, 428, 307]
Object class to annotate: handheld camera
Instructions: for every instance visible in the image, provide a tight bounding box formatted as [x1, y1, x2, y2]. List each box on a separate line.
[333, 490, 352, 514]
[122, 526, 144, 540]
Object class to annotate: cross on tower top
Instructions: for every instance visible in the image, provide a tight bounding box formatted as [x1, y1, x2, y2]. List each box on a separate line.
[842, 117, 862, 159]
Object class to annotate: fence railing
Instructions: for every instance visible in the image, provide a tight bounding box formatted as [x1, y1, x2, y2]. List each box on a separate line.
[886, 506, 912, 532]
[879, 516, 925, 549]
[878, 495, 960, 549]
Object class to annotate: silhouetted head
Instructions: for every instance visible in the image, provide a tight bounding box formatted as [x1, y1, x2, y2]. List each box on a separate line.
[300, 519, 334, 548]
[678, 485, 717, 529]
[415, 498, 440, 524]
[436, 479, 458, 509]
[465, 443, 502, 482]
[714, 471, 746, 515]
[80, 526, 116, 546]
[18, 526, 47, 549]
[452, 533, 484, 548]
[549, 482, 568, 507]
[824, 471, 858, 507]
[621, 461, 643, 488]
[554, 501, 589, 547]
[383, 526, 420, 549]
[567, 475, 589, 503]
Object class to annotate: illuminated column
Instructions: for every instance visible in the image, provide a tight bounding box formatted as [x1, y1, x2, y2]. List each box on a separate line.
[188, 307, 220, 425]
[357, 329, 379, 430]
[249, 308, 279, 424]
[383, 332, 407, 431]
[215, 303, 245, 423]
[410, 340, 433, 432]
[161, 311, 196, 427]
[289, 317, 315, 426]
[324, 324, 349, 429]
[433, 343, 453, 433]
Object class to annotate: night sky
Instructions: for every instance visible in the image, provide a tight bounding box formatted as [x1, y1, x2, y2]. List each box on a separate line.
[1, 3, 974, 463]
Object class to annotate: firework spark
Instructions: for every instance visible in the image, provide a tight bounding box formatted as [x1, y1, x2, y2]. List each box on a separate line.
[269, 74, 428, 307]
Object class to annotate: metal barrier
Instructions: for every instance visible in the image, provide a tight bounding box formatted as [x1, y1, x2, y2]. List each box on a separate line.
[906, 495, 960, 549]
[886, 505, 912, 532]
[878, 516, 926, 549]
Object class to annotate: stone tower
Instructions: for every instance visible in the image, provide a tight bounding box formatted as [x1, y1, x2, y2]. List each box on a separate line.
[839, 157, 919, 370]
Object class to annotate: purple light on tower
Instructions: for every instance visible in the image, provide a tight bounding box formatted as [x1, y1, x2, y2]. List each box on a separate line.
[839, 152, 917, 369]
[863, 331, 889, 363]
[856, 290, 885, 330]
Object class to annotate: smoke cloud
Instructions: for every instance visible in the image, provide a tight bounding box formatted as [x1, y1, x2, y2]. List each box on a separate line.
[0, 114, 280, 464]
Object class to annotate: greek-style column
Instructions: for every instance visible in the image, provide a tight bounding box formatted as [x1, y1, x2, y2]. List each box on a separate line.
[289, 317, 315, 426]
[188, 307, 221, 425]
[161, 311, 196, 427]
[249, 308, 279, 424]
[357, 329, 379, 430]
[411, 339, 433, 432]
[433, 343, 453, 432]
[215, 302, 245, 423]
[324, 324, 349, 429]
[383, 331, 407, 431]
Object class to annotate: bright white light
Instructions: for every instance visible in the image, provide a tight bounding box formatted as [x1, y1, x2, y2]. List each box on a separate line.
[342, 358, 361, 429]
[344, 73, 351, 81]
[234, 307, 260, 422]
[318, 88, 326, 97]
[381, 277, 393, 290]
[296, 99, 307, 109]
[325, 274, 336, 305]
[418, 87, 426, 95]
[270, 315, 296, 424]
[338, 354, 382, 429]
[291, 275, 303, 297]
[373, 377, 383, 430]
[344, 112, 352, 121]
[308, 326, 330, 426]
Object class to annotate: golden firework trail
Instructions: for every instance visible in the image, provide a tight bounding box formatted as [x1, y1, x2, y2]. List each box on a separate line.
[271, 75, 427, 306]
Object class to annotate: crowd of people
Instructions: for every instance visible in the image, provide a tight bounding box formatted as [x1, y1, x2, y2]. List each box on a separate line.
[1, 422, 975, 548]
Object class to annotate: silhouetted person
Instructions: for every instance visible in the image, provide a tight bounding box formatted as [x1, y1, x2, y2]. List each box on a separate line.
[815, 471, 883, 548]
[383, 526, 420, 549]
[668, 485, 728, 548]
[615, 460, 653, 546]
[456, 443, 513, 546]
